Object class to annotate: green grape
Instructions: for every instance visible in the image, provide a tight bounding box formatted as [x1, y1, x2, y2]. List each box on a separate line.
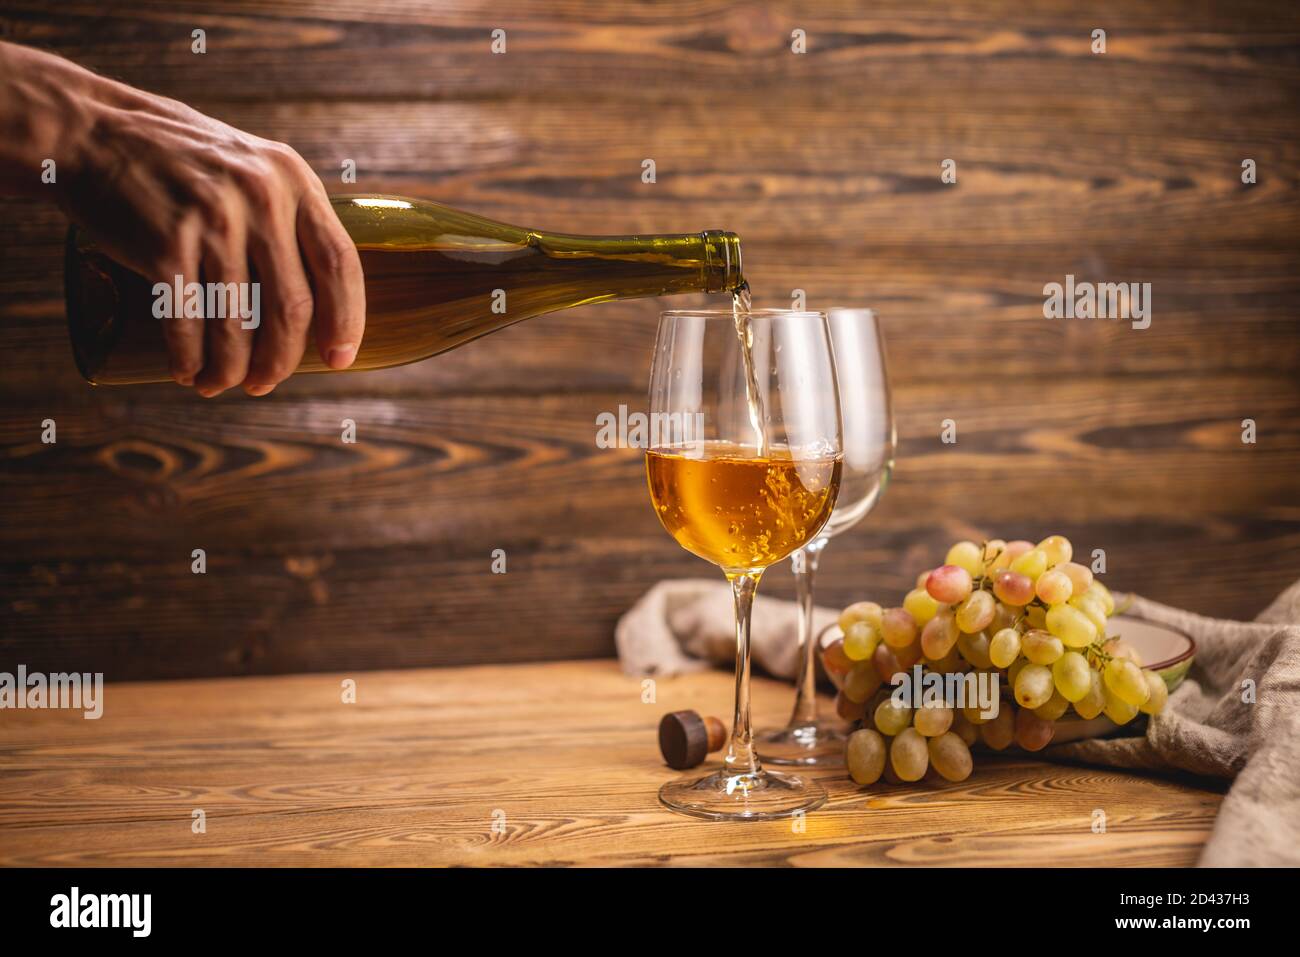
[999, 540, 1035, 567]
[896, 639, 923, 671]
[915, 568, 933, 589]
[1052, 651, 1092, 702]
[842, 621, 880, 661]
[1021, 629, 1064, 665]
[1014, 662, 1054, 709]
[1072, 669, 1106, 720]
[961, 702, 992, 726]
[914, 704, 954, 737]
[1102, 637, 1143, 666]
[926, 565, 973, 604]
[987, 552, 1011, 574]
[889, 727, 929, 782]
[903, 588, 940, 626]
[872, 642, 903, 682]
[980, 539, 1007, 575]
[1009, 548, 1048, 581]
[992, 570, 1034, 606]
[846, 729, 887, 785]
[990, 601, 1018, 634]
[920, 610, 959, 660]
[836, 689, 869, 721]
[1007, 656, 1028, 689]
[1026, 605, 1047, 629]
[955, 590, 996, 633]
[945, 540, 985, 578]
[881, 607, 919, 648]
[989, 627, 1022, 669]
[838, 601, 883, 634]
[822, 638, 853, 676]
[843, 661, 882, 703]
[874, 697, 913, 736]
[1034, 689, 1070, 721]
[1014, 708, 1056, 751]
[1046, 603, 1097, 648]
[1035, 569, 1073, 605]
[957, 630, 993, 669]
[1102, 683, 1140, 725]
[979, 705, 1016, 750]
[926, 646, 966, 674]
[1067, 593, 1108, 635]
[927, 732, 974, 782]
[951, 711, 979, 746]
[1086, 580, 1116, 616]
[1104, 657, 1150, 707]
[1058, 561, 1094, 595]
[1035, 534, 1073, 567]
[1138, 670, 1169, 715]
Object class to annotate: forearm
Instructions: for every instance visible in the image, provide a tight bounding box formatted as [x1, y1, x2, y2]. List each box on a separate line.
[0, 41, 109, 198]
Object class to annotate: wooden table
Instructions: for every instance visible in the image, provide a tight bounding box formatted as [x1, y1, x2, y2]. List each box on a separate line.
[0, 660, 1223, 866]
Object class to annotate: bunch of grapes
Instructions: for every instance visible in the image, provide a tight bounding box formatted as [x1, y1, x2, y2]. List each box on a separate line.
[821, 536, 1170, 786]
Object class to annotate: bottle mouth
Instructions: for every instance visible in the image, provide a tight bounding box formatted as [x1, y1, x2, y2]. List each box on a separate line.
[700, 230, 743, 293]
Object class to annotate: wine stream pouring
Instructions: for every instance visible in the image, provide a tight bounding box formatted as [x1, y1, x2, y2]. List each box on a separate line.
[730, 281, 768, 457]
[65, 195, 744, 385]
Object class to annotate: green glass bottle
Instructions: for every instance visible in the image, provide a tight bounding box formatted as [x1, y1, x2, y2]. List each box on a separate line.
[65, 195, 744, 385]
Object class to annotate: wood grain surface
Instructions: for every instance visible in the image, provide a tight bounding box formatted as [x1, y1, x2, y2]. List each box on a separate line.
[1, 1, 1299, 678]
[0, 659, 1225, 866]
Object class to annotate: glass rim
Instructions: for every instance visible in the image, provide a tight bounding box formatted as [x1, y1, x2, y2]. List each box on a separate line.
[659, 308, 828, 320]
[825, 305, 878, 319]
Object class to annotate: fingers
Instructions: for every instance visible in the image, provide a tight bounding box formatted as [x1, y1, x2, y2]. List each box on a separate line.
[243, 221, 315, 394]
[297, 189, 365, 369]
[148, 144, 361, 396]
[157, 214, 204, 387]
[192, 232, 255, 398]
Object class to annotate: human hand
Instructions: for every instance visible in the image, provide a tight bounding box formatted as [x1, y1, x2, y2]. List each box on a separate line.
[0, 41, 365, 396]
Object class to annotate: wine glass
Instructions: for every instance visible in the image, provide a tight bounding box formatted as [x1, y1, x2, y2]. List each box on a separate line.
[756, 308, 895, 765]
[646, 308, 843, 820]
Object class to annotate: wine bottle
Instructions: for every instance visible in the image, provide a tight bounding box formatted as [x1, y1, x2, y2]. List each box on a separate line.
[65, 194, 744, 385]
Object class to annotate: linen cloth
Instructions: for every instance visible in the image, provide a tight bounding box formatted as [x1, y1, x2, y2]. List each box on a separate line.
[615, 578, 1300, 866]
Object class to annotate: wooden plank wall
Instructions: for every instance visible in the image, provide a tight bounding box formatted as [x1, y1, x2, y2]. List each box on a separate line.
[1, 1, 1298, 680]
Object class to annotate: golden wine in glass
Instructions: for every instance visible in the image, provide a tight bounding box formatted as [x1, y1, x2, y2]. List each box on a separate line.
[646, 308, 842, 820]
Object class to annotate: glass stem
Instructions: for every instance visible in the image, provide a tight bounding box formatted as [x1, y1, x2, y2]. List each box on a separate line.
[724, 571, 763, 779]
[789, 539, 827, 726]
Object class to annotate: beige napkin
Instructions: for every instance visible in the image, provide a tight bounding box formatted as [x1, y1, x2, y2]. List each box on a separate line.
[614, 578, 839, 681]
[1051, 582, 1300, 867]
[615, 577, 1300, 867]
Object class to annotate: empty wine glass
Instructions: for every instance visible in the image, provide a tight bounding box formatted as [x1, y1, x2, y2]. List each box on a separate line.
[756, 308, 895, 765]
[646, 308, 843, 819]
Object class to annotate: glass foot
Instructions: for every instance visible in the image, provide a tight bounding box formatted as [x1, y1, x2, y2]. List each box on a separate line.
[755, 719, 848, 766]
[658, 767, 826, 821]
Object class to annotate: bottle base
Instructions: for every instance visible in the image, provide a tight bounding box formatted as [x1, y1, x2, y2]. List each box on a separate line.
[755, 719, 849, 766]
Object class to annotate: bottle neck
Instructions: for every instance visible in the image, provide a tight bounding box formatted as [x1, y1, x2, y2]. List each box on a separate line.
[527, 229, 743, 296]
[699, 230, 744, 294]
